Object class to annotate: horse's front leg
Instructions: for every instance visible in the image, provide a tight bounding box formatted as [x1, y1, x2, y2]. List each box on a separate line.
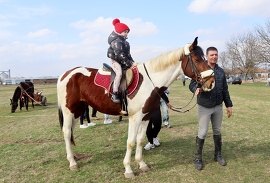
[19, 99, 23, 111]
[136, 120, 150, 172]
[123, 116, 141, 178]
[25, 96, 29, 111]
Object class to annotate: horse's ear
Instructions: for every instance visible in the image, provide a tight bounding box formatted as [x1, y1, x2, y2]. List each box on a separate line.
[189, 37, 198, 51]
[183, 37, 199, 56]
[194, 37, 198, 46]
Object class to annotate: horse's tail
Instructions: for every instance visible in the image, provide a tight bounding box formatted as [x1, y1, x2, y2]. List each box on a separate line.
[58, 106, 75, 146]
[58, 107, 64, 130]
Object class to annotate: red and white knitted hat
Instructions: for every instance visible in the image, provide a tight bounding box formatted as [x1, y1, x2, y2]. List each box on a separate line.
[112, 18, 130, 34]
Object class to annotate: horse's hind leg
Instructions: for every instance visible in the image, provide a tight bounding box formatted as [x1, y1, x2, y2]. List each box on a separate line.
[31, 94, 34, 108]
[62, 111, 78, 170]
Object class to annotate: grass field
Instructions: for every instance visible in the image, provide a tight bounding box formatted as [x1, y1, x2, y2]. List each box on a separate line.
[0, 80, 269, 183]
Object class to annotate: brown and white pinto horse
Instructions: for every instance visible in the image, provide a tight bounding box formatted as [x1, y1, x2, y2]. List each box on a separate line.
[57, 37, 215, 178]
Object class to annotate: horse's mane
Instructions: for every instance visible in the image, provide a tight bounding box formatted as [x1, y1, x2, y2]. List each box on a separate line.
[193, 46, 204, 58]
[146, 48, 184, 72]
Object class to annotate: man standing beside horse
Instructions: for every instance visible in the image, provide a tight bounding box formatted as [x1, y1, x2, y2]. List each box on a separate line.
[189, 46, 233, 170]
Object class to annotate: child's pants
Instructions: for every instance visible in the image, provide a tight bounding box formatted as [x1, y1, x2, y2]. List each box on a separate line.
[111, 60, 122, 93]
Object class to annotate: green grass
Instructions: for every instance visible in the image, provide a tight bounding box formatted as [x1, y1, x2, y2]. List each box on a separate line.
[0, 81, 270, 182]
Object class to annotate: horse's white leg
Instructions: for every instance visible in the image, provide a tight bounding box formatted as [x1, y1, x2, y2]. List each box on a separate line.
[136, 120, 150, 172]
[123, 115, 140, 178]
[62, 112, 78, 170]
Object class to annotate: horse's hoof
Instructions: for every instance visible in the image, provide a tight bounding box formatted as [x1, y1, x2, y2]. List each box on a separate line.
[140, 165, 150, 172]
[70, 165, 78, 171]
[124, 172, 135, 179]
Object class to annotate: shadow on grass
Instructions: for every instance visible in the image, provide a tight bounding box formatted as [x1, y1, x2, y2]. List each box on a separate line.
[75, 135, 270, 171]
[22, 102, 58, 112]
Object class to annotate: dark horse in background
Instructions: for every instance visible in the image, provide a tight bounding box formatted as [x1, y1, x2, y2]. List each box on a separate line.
[10, 81, 35, 113]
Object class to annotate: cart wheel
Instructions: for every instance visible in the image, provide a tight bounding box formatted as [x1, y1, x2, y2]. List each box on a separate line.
[41, 96, 47, 106]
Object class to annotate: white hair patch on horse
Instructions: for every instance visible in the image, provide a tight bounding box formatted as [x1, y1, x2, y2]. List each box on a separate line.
[201, 70, 214, 78]
[184, 43, 192, 55]
[76, 67, 91, 77]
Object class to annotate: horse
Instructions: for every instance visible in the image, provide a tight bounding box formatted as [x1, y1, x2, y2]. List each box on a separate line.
[10, 81, 35, 113]
[57, 37, 215, 178]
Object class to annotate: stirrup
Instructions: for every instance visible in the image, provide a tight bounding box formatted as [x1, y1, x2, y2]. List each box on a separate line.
[111, 94, 120, 103]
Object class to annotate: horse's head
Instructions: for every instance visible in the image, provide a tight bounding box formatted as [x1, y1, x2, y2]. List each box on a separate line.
[180, 37, 215, 91]
[10, 98, 18, 113]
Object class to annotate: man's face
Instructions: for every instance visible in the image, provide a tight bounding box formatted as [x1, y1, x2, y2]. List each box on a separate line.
[206, 50, 218, 65]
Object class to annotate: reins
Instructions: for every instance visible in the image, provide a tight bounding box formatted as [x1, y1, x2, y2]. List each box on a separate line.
[170, 92, 197, 113]
[143, 51, 199, 113]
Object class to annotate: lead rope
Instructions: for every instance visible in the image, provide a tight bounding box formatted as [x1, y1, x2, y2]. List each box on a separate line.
[170, 82, 200, 113]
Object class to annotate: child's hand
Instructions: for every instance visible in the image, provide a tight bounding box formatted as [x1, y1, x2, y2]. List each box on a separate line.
[131, 63, 137, 68]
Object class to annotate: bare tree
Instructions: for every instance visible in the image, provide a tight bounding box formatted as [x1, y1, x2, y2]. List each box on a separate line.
[219, 51, 232, 76]
[254, 19, 270, 64]
[225, 31, 261, 80]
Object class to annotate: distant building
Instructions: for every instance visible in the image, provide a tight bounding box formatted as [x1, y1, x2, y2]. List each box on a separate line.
[224, 67, 269, 80]
[253, 68, 269, 79]
[0, 72, 8, 79]
[2, 78, 33, 85]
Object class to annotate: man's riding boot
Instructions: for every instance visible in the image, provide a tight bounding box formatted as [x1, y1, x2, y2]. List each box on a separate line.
[194, 136, 205, 170]
[111, 92, 120, 103]
[213, 134, 227, 166]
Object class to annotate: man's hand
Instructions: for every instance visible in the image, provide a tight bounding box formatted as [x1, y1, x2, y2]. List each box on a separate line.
[227, 107, 232, 118]
[195, 88, 201, 96]
[167, 103, 172, 109]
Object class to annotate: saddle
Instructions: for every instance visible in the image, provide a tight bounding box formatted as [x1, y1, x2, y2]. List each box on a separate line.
[94, 63, 139, 115]
[102, 63, 134, 91]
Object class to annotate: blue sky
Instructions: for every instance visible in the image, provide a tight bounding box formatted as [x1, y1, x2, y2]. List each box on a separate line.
[1, 0, 270, 78]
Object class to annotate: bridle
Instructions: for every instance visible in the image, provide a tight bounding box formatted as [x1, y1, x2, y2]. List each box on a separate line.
[169, 50, 215, 113]
[182, 50, 214, 86]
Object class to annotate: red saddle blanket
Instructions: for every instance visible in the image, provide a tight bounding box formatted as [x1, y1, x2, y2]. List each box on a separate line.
[94, 67, 139, 96]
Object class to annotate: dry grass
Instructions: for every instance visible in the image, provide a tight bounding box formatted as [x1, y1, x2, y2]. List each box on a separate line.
[0, 81, 270, 182]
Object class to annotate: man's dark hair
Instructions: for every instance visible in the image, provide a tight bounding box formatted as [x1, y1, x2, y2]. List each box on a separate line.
[206, 47, 218, 55]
